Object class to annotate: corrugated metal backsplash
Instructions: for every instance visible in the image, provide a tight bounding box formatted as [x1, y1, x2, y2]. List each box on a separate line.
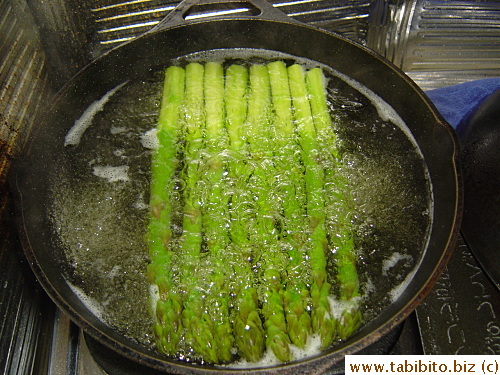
[368, 0, 500, 87]
[0, 1, 49, 195]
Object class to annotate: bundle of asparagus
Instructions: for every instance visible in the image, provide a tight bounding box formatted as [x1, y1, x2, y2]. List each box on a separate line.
[147, 61, 362, 364]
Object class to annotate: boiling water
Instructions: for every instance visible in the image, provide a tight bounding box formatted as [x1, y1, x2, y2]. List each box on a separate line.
[48, 52, 432, 362]
[50, 76, 161, 347]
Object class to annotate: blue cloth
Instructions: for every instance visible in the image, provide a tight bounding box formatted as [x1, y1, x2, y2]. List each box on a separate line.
[425, 78, 500, 135]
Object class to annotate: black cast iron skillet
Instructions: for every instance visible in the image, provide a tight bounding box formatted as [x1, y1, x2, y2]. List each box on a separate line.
[12, 0, 462, 373]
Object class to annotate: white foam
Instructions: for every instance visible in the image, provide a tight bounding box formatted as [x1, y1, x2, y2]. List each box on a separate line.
[328, 295, 362, 321]
[224, 333, 323, 369]
[67, 281, 108, 324]
[381, 252, 421, 302]
[382, 252, 413, 276]
[289, 333, 323, 361]
[389, 266, 419, 302]
[92, 165, 129, 182]
[64, 82, 127, 146]
[140, 128, 159, 150]
[227, 347, 280, 369]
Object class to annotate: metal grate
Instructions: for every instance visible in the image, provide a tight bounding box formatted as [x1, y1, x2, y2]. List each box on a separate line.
[89, 0, 371, 55]
[90, 0, 176, 53]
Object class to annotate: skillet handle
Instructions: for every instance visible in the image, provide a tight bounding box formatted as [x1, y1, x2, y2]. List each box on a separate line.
[150, 0, 300, 32]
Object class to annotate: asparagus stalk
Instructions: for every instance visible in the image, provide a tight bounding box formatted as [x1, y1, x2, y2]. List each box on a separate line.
[246, 64, 292, 363]
[267, 61, 312, 348]
[332, 232, 362, 340]
[305, 67, 362, 340]
[201, 61, 233, 362]
[148, 66, 185, 355]
[288, 64, 336, 349]
[179, 62, 219, 363]
[225, 64, 266, 362]
[305, 68, 339, 160]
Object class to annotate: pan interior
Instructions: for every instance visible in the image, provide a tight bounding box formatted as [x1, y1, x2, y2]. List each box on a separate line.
[46, 49, 432, 367]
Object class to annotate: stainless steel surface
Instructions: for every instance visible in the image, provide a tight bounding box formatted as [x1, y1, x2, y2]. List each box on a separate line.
[367, 0, 500, 90]
[0, 195, 55, 375]
[0, 0, 51, 195]
[0, 0, 499, 373]
[416, 236, 500, 354]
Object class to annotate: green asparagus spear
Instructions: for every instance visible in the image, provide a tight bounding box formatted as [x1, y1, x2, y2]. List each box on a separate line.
[267, 61, 312, 348]
[202, 61, 233, 362]
[179, 62, 219, 363]
[246, 64, 292, 363]
[148, 65, 185, 355]
[288, 64, 336, 349]
[225, 64, 266, 362]
[305, 68, 340, 160]
[149, 66, 185, 252]
[305, 67, 362, 340]
[333, 234, 362, 340]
